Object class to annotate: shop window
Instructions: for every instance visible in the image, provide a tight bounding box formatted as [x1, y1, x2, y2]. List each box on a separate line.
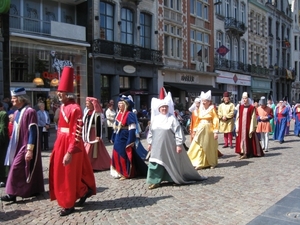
[120, 76, 130, 88]
[140, 78, 147, 89]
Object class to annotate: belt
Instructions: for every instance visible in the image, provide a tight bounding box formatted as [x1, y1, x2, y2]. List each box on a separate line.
[120, 126, 128, 129]
[59, 127, 69, 133]
[200, 120, 211, 124]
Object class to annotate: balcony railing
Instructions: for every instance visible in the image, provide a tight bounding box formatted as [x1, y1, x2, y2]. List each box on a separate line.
[214, 57, 248, 72]
[248, 64, 270, 76]
[93, 39, 163, 65]
[224, 17, 247, 35]
[10, 14, 51, 35]
[214, 57, 271, 76]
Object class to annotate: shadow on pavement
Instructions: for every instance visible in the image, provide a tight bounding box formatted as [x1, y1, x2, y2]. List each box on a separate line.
[202, 176, 224, 185]
[218, 160, 252, 168]
[263, 152, 282, 157]
[0, 210, 32, 222]
[77, 195, 173, 212]
[271, 146, 293, 151]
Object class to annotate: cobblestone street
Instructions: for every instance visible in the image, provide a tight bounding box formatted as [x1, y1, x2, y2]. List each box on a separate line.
[1, 122, 300, 225]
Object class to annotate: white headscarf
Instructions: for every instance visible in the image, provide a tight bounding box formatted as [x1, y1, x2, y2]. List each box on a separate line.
[200, 90, 211, 101]
[150, 91, 174, 122]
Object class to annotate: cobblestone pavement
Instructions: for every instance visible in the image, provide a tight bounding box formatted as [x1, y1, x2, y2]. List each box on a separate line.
[1, 122, 300, 225]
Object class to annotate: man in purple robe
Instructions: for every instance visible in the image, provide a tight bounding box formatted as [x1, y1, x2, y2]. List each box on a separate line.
[1, 87, 44, 202]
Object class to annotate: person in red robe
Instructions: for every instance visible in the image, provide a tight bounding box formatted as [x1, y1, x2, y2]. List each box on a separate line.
[235, 92, 264, 159]
[49, 67, 96, 216]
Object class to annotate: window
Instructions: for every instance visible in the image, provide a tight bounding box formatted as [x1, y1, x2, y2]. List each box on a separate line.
[269, 46, 272, 66]
[256, 53, 260, 65]
[276, 49, 279, 66]
[121, 8, 133, 44]
[196, 1, 202, 17]
[165, 0, 181, 10]
[217, 32, 223, 48]
[140, 13, 151, 48]
[256, 14, 260, 35]
[164, 24, 182, 58]
[215, 0, 221, 14]
[119, 76, 130, 88]
[190, 29, 209, 63]
[276, 22, 279, 39]
[262, 17, 265, 36]
[268, 17, 272, 36]
[190, 0, 195, 14]
[225, 0, 230, 17]
[295, 36, 298, 50]
[140, 78, 147, 89]
[100, 2, 114, 41]
[225, 35, 230, 60]
[241, 41, 246, 63]
[233, 0, 237, 20]
[204, 5, 208, 20]
[233, 38, 238, 61]
[241, 3, 245, 23]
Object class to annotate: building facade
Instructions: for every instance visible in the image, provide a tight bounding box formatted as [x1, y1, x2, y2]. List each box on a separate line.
[213, 0, 251, 104]
[90, 0, 163, 110]
[291, 0, 300, 102]
[7, 0, 89, 109]
[157, 0, 220, 107]
[266, 0, 293, 102]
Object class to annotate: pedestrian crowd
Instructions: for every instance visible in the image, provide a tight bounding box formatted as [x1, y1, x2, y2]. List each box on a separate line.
[1, 69, 300, 217]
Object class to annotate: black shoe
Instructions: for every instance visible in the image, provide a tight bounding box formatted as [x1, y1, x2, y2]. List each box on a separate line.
[59, 207, 75, 216]
[1, 194, 16, 202]
[0, 182, 5, 188]
[223, 145, 228, 148]
[75, 188, 92, 207]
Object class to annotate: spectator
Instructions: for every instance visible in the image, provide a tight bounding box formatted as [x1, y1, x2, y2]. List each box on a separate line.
[105, 102, 116, 142]
[0, 102, 9, 187]
[37, 102, 51, 151]
[293, 101, 300, 137]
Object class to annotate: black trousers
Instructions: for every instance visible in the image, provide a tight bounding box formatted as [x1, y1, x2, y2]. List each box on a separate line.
[39, 127, 49, 150]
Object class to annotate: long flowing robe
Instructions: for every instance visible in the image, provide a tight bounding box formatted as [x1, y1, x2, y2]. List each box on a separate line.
[49, 100, 96, 209]
[190, 108, 200, 141]
[273, 106, 290, 142]
[4, 105, 44, 197]
[285, 104, 292, 135]
[218, 102, 235, 133]
[235, 104, 264, 157]
[0, 110, 9, 182]
[268, 103, 276, 134]
[293, 105, 300, 136]
[147, 113, 203, 184]
[110, 111, 147, 178]
[187, 105, 219, 169]
[82, 110, 111, 171]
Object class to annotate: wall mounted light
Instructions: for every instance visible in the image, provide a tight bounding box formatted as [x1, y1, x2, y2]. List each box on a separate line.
[154, 30, 158, 34]
[33, 77, 44, 86]
[118, 21, 122, 25]
[95, 16, 99, 20]
[137, 26, 141, 30]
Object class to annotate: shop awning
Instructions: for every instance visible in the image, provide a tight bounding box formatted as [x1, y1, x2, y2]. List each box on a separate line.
[165, 83, 223, 96]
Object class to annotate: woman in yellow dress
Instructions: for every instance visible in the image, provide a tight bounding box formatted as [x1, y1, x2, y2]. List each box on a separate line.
[187, 90, 219, 169]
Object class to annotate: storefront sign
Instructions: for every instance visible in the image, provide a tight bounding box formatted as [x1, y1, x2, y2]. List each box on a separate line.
[181, 74, 195, 82]
[216, 70, 251, 86]
[123, 65, 136, 74]
[43, 71, 81, 81]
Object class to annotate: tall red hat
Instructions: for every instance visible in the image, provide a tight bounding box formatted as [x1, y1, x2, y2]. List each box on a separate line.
[58, 67, 74, 93]
[159, 87, 167, 100]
